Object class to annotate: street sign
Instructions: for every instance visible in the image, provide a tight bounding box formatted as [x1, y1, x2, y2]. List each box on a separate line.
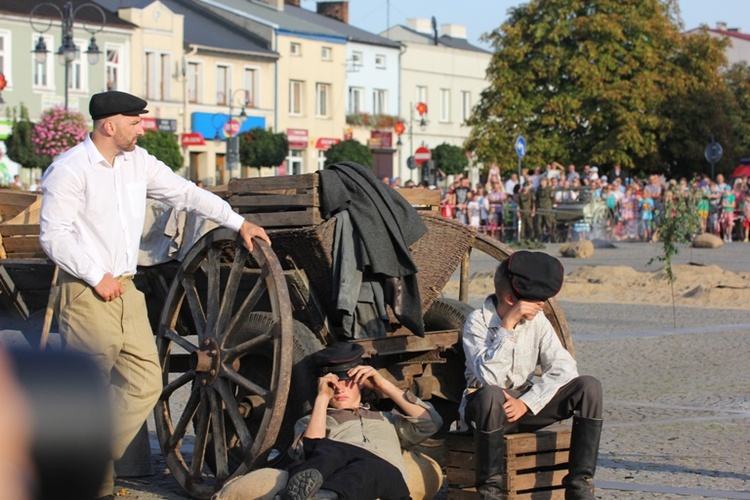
[224, 119, 241, 137]
[414, 146, 431, 166]
[704, 139, 723, 164]
[407, 156, 418, 170]
[515, 136, 526, 159]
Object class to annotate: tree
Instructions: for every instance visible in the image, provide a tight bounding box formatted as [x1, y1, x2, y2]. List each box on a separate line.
[238, 127, 288, 175]
[5, 104, 46, 170]
[137, 130, 184, 171]
[466, 0, 727, 173]
[323, 139, 373, 168]
[431, 143, 468, 176]
[30, 106, 89, 169]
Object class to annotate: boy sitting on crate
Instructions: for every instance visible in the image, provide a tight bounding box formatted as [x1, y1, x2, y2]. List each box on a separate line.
[280, 343, 441, 500]
[461, 251, 603, 499]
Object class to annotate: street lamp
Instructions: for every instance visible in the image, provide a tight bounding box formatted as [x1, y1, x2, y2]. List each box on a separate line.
[30, 2, 106, 110]
[217, 89, 249, 179]
[397, 102, 428, 181]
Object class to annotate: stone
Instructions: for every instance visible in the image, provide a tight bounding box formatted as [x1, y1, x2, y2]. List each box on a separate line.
[560, 240, 595, 258]
[692, 233, 723, 248]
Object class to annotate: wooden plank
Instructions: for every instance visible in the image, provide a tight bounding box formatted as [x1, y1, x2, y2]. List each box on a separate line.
[448, 488, 565, 500]
[0, 265, 31, 319]
[445, 433, 474, 453]
[507, 450, 569, 472]
[229, 174, 317, 192]
[0, 224, 40, 237]
[447, 449, 475, 470]
[505, 428, 571, 455]
[506, 469, 568, 493]
[241, 209, 322, 228]
[1, 237, 44, 253]
[229, 192, 316, 208]
[446, 467, 476, 487]
[0, 191, 39, 220]
[446, 488, 479, 500]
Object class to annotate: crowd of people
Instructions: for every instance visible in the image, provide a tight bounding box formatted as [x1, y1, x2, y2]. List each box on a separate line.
[434, 161, 750, 243]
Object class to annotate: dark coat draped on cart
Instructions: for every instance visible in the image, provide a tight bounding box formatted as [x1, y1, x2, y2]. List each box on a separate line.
[319, 161, 428, 338]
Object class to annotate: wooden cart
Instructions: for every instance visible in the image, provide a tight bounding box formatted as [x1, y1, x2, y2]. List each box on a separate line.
[0, 176, 572, 499]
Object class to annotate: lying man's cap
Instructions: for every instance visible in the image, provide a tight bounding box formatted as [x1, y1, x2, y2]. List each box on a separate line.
[312, 343, 364, 380]
[90, 91, 148, 121]
[503, 250, 564, 301]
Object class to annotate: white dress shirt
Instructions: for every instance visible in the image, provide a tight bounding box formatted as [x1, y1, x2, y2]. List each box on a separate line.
[462, 294, 578, 415]
[40, 135, 245, 287]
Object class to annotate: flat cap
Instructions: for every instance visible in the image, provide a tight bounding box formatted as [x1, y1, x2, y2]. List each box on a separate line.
[312, 343, 364, 380]
[503, 251, 563, 301]
[89, 91, 148, 121]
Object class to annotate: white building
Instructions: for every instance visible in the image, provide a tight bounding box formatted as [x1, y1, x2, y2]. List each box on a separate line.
[685, 22, 750, 67]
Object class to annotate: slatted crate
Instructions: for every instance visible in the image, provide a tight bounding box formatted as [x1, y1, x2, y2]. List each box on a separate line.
[446, 426, 571, 500]
[227, 174, 322, 228]
[0, 199, 45, 259]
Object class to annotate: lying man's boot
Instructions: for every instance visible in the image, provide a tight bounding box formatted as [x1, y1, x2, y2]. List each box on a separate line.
[563, 416, 603, 499]
[281, 468, 325, 500]
[474, 427, 505, 499]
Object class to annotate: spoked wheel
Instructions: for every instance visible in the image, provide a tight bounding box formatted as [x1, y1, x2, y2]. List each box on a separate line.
[154, 228, 293, 499]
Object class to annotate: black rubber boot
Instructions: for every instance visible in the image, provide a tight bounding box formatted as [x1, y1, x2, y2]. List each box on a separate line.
[563, 416, 603, 500]
[474, 428, 505, 499]
[281, 468, 325, 500]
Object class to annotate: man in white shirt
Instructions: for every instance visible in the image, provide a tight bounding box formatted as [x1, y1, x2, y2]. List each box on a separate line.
[39, 91, 270, 499]
[462, 252, 602, 499]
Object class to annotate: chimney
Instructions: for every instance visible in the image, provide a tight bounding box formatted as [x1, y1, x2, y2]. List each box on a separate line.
[441, 23, 467, 40]
[716, 22, 728, 31]
[255, 0, 284, 10]
[285, 0, 300, 6]
[317, 1, 348, 24]
[406, 18, 432, 35]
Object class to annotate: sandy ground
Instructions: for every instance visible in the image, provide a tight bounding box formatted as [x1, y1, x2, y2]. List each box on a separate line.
[3, 241, 749, 499]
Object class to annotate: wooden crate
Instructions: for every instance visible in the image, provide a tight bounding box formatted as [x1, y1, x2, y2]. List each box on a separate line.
[397, 188, 441, 212]
[0, 199, 45, 259]
[0, 189, 40, 222]
[445, 426, 571, 499]
[227, 174, 322, 228]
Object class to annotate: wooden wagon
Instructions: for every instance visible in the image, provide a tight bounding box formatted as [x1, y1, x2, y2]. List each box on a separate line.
[0, 174, 573, 499]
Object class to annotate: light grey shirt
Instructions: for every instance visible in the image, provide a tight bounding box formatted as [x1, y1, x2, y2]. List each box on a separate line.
[462, 295, 578, 416]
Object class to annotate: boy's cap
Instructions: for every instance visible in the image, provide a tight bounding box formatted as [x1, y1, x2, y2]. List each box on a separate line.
[312, 343, 364, 380]
[503, 251, 564, 301]
[90, 91, 148, 121]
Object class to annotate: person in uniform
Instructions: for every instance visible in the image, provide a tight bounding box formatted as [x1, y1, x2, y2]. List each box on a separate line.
[461, 252, 603, 499]
[516, 182, 536, 240]
[39, 91, 270, 499]
[281, 343, 442, 500]
[535, 176, 556, 241]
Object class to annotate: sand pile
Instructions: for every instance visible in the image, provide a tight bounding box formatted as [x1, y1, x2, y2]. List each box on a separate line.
[447, 264, 750, 310]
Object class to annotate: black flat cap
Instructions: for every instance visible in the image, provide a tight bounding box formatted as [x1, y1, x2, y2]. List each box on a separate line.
[312, 343, 364, 380]
[89, 91, 148, 121]
[503, 251, 564, 301]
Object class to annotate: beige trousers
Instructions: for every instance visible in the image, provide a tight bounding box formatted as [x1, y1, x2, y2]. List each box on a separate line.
[57, 271, 162, 497]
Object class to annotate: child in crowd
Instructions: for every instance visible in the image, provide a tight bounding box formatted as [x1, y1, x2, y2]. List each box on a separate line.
[721, 185, 736, 242]
[640, 191, 654, 242]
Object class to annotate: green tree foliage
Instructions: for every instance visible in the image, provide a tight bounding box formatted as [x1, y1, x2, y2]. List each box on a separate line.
[5, 104, 46, 170]
[323, 139, 373, 168]
[238, 127, 288, 175]
[466, 0, 727, 174]
[138, 130, 184, 171]
[431, 143, 468, 176]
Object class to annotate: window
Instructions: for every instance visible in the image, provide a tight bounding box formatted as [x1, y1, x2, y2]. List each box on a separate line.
[244, 67, 256, 107]
[318, 150, 327, 171]
[68, 39, 88, 93]
[145, 51, 171, 101]
[32, 34, 54, 89]
[187, 61, 200, 103]
[462, 91, 472, 122]
[375, 54, 386, 69]
[290, 42, 301, 56]
[348, 87, 363, 114]
[373, 89, 387, 115]
[321, 46, 332, 61]
[316, 83, 330, 117]
[439, 88, 450, 122]
[105, 45, 123, 91]
[351, 51, 362, 68]
[289, 80, 303, 115]
[216, 64, 229, 105]
[416, 85, 427, 106]
[0, 31, 11, 89]
[286, 149, 303, 175]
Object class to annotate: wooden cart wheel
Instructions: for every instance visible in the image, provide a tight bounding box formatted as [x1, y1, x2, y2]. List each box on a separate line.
[457, 231, 573, 355]
[154, 227, 293, 499]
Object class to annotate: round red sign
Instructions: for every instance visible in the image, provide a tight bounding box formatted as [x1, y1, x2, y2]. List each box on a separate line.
[224, 119, 241, 137]
[414, 146, 431, 166]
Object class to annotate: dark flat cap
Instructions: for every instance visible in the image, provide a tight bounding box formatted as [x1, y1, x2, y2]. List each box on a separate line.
[504, 251, 563, 301]
[312, 343, 364, 380]
[89, 91, 148, 121]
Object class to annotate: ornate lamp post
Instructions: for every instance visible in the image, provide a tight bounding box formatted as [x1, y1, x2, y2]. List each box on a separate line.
[396, 102, 427, 181]
[30, 1, 106, 110]
[213, 89, 249, 180]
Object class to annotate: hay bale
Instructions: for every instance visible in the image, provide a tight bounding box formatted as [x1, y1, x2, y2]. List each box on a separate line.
[692, 233, 723, 248]
[560, 240, 594, 258]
